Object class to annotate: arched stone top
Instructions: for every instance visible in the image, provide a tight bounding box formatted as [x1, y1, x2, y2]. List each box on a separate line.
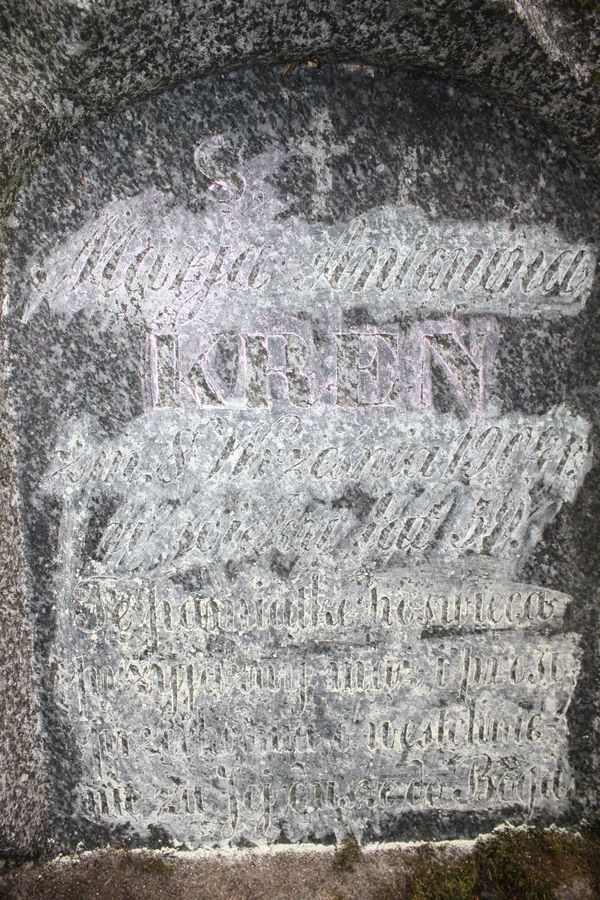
[0, 0, 599, 211]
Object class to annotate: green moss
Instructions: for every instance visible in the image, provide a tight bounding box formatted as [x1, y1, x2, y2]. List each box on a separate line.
[407, 846, 477, 900]
[401, 828, 600, 900]
[333, 836, 362, 873]
[474, 829, 556, 899]
[472, 827, 600, 899]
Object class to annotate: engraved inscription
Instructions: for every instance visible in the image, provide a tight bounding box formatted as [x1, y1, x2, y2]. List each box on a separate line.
[20, 185, 596, 328]
[44, 396, 590, 843]
[43, 407, 591, 579]
[11, 134, 595, 847]
[53, 570, 581, 841]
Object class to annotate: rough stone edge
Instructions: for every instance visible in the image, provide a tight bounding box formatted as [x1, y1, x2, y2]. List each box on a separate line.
[0, 226, 50, 858]
[1, 0, 600, 218]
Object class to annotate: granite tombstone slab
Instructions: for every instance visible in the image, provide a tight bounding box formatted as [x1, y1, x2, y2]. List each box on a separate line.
[4, 66, 600, 849]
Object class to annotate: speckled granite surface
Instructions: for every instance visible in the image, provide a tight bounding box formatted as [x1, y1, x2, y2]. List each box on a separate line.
[1, 1, 600, 859]
[1, 0, 600, 210]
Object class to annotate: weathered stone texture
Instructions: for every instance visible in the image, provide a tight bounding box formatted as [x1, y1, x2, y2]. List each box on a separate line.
[1, 2, 600, 857]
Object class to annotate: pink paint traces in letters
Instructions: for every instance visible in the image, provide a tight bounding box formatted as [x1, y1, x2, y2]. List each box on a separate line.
[152, 317, 498, 414]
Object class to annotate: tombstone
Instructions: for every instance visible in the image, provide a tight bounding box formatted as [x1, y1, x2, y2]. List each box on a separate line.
[1, 7, 600, 856]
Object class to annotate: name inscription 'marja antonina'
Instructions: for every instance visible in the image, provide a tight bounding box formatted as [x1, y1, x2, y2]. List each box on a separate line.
[21, 190, 597, 327]
[54, 213, 593, 304]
